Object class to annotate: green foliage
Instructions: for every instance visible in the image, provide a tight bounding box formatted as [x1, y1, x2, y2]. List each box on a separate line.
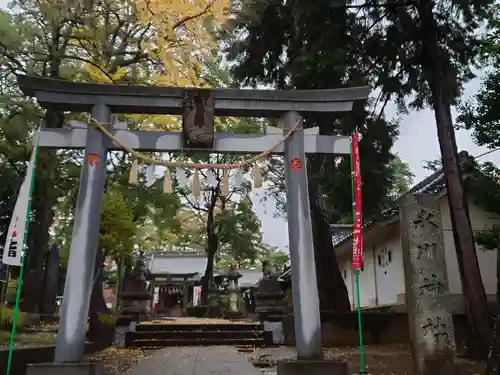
[223, 0, 401, 223]
[464, 160, 500, 217]
[96, 313, 118, 326]
[475, 225, 500, 252]
[185, 305, 208, 317]
[456, 5, 500, 148]
[457, 69, 500, 149]
[362, 0, 493, 111]
[267, 247, 289, 272]
[216, 196, 262, 265]
[0, 307, 24, 330]
[422, 158, 443, 172]
[387, 156, 415, 201]
[99, 187, 135, 261]
[5, 279, 18, 305]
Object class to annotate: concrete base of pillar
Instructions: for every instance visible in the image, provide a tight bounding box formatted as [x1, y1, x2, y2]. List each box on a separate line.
[26, 362, 104, 375]
[277, 359, 348, 375]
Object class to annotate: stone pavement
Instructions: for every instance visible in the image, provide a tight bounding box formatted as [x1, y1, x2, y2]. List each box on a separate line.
[125, 346, 262, 375]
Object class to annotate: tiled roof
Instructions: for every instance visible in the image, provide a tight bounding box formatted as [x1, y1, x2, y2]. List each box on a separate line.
[238, 269, 263, 287]
[148, 251, 207, 276]
[330, 169, 445, 248]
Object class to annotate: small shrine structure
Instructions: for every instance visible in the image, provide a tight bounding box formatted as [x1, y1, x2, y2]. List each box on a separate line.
[147, 250, 208, 316]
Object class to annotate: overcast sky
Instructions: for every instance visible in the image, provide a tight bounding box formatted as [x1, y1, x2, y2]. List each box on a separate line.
[2, 1, 498, 251]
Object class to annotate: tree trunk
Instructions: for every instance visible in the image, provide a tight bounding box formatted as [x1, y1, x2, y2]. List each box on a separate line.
[201, 249, 216, 306]
[22, 151, 58, 313]
[308, 166, 351, 312]
[418, 0, 491, 359]
[22, 103, 64, 314]
[22, 27, 66, 312]
[88, 250, 114, 348]
[201, 190, 219, 305]
[116, 260, 123, 311]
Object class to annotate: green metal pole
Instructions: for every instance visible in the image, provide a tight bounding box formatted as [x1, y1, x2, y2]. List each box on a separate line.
[6, 136, 39, 375]
[350, 134, 365, 374]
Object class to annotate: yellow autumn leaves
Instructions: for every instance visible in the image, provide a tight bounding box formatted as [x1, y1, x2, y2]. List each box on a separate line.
[78, 0, 230, 130]
[82, 0, 230, 88]
[136, 0, 230, 87]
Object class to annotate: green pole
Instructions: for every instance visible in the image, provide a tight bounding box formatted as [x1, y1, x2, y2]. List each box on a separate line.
[6, 136, 39, 375]
[350, 134, 365, 374]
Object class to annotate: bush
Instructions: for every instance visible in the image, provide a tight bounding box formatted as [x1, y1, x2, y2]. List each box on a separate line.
[6, 279, 18, 305]
[97, 313, 118, 326]
[0, 307, 24, 330]
[185, 306, 208, 317]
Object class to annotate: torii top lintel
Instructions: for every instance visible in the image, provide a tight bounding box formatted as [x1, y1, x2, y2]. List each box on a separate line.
[17, 75, 371, 117]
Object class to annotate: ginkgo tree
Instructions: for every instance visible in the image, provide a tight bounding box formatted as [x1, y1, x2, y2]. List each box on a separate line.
[0, 0, 229, 313]
[133, 0, 230, 86]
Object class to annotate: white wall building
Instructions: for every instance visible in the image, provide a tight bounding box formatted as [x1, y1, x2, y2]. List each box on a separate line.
[334, 170, 500, 313]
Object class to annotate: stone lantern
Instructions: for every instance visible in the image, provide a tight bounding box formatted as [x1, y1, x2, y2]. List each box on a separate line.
[225, 264, 242, 318]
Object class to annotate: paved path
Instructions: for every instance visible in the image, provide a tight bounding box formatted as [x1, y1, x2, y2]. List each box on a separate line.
[126, 346, 262, 375]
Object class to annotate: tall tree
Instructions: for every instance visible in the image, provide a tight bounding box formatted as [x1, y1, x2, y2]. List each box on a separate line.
[223, 0, 400, 311]
[0, 0, 227, 312]
[387, 156, 415, 201]
[88, 187, 135, 343]
[174, 154, 265, 303]
[456, 6, 500, 150]
[356, 0, 496, 357]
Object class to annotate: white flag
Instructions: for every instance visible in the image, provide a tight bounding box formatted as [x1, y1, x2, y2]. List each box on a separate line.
[145, 164, 156, 187]
[3, 145, 37, 266]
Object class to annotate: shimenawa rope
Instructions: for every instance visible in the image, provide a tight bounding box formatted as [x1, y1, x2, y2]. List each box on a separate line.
[88, 117, 301, 170]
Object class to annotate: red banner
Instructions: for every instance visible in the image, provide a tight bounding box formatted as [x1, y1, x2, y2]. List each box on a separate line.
[352, 132, 363, 271]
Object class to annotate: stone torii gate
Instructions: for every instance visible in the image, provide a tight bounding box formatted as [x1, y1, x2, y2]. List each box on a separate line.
[17, 75, 369, 374]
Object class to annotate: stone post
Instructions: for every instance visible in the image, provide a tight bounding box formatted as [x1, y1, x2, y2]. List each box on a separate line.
[228, 279, 238, 312]
[399, 194, 458, 375]
[183, 280, 189, 315]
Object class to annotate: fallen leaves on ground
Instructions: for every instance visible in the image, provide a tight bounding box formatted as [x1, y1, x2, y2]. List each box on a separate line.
[40, 322, 59, 332]
[251, 344, 486, 375]
[0, 330, 56, 348]
[85, 348, 151, 375]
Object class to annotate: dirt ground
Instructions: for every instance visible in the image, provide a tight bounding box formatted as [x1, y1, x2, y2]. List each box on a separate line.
[85, 348, 152, 375]
[334, 344, 485, 374]
[253, 344, 486, 375]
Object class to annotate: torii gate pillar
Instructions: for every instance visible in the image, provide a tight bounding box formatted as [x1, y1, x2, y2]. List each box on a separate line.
[54, 104, 111, 362]
[281, 111, 322, 358]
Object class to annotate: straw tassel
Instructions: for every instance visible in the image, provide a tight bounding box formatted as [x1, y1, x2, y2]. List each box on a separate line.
[163, 168, 172, 193]
[222, 169, 230, 197]
[129, 159, 138, 185]
[192, 170, 201, 200]
[252, 165, 262, 188]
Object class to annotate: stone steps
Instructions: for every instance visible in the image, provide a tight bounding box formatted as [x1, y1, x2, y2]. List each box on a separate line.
[135, 323, 262, 332]
[125, 323, 272, 348]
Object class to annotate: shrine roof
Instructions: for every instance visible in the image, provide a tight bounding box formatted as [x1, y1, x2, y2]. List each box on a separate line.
[148, 251, 207, 276]
[213, 268, 263, 287]
[332, 152, 498, 251]
[237, 269, 263, 288]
